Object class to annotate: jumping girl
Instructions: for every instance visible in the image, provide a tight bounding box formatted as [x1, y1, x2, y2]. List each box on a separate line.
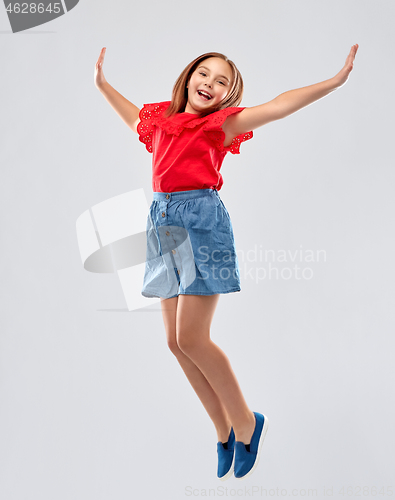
[94, 44, 359, 480]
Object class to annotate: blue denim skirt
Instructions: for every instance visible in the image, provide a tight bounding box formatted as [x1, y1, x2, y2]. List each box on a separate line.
[141, 188, 241, 299]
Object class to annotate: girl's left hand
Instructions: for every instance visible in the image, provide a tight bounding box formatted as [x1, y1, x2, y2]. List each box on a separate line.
[333, 44, 359, 87]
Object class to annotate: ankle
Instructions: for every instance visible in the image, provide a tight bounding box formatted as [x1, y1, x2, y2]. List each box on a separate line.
[216, 422, 232, 443]
[234, 411, 256, 444]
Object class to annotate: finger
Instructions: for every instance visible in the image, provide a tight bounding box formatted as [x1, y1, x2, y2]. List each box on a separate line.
[97, 47, 106, 61]
[97, 48, 106, 67]
[348, 45, 358, 62]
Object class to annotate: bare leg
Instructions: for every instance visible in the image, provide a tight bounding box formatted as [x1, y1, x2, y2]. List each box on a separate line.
[175, 295, 256, 444]
[160, 296, 232, 442]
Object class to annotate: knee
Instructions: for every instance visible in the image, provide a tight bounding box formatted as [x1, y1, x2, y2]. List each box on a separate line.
[176, 330, 202, 357]
[166, 335, 183, 357]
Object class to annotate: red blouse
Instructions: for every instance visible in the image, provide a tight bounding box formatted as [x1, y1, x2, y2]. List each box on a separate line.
[137, 101, 253, 193]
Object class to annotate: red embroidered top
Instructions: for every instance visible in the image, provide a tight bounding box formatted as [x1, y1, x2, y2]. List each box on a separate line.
[137, 101, 253, 192]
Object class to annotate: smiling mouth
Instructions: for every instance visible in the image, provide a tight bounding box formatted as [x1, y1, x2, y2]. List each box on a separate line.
[197, 90, 212, 100]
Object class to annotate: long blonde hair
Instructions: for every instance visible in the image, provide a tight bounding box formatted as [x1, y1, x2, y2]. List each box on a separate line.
[164, 52, 244, 119]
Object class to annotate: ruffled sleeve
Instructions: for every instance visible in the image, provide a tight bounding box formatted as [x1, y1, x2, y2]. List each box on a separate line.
[137, 101, 171, 153]
[137, 102, 253, 155]
[202, 107, 253, 155]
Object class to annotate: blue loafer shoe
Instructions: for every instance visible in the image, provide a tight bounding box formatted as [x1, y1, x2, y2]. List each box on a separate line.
[234, 412, 269, 480]
[217, 427, 235, 480]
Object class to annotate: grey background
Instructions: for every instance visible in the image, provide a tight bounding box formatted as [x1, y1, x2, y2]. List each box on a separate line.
[1, 1, 394, 499]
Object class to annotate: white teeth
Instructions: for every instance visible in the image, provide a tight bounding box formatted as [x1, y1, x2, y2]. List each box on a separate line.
[198, 90, 211, 99]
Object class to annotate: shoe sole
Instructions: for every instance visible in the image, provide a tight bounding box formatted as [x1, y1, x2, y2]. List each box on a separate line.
[218, 451, 235, 481]
[235, 414, 269, 480]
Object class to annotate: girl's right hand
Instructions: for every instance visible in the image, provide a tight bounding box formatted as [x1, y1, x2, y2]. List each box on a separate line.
[94, 47, 107, 90]
[332, 44, 359, 88]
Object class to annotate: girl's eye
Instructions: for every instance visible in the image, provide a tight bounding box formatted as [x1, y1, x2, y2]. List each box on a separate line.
[198, 72, 226, 85]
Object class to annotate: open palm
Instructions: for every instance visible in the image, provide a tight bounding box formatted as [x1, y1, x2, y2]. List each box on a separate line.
[94, 47, 107, 90]
[334, 44, 359, 87]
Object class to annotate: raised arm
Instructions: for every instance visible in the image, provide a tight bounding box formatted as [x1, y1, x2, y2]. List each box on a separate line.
[94, 48, 141, 133]
[222, 44, 359, 140]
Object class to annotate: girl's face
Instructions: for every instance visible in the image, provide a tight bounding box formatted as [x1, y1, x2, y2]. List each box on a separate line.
[184, 57, 233, 114]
